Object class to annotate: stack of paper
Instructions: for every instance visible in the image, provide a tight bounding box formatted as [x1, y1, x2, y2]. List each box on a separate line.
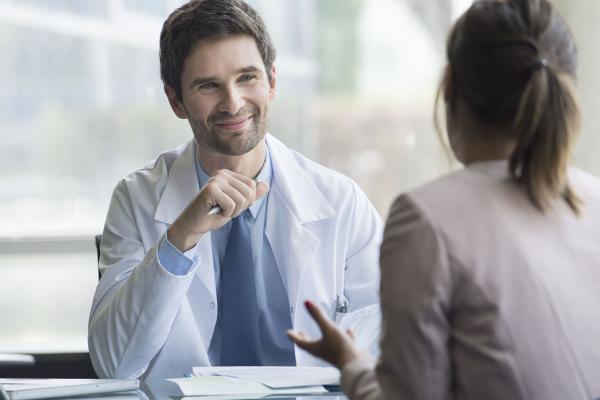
[167, 366, 340, 397]
[194, 366, 340, 388]
[336, 303, 381, 358]
[0, 379, 140, 400]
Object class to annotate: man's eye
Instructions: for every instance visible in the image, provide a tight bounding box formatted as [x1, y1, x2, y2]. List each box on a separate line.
[239, 74, 256, 82]
[199, 82, 218, 90]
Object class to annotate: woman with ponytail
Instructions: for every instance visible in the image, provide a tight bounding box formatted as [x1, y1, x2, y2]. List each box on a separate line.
[288, 0, 600, 399]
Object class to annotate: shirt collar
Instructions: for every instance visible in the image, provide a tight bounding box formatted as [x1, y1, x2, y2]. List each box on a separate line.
[194, 143, 273, 219]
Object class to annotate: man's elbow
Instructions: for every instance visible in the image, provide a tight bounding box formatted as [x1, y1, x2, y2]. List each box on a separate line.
[88, 335, 146, 380]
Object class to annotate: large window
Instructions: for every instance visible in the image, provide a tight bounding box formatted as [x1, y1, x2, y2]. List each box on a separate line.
[1, 0, 599, 353]
[0, 0, 316, 353]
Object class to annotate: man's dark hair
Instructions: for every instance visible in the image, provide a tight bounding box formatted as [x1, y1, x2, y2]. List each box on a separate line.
[159, 0, 276, 101]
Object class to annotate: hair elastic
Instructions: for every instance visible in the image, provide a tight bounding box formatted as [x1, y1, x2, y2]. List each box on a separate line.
[534, 58, 549, 70]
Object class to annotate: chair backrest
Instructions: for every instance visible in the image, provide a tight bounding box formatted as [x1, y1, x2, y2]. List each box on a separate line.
[94, 235, 102, 279]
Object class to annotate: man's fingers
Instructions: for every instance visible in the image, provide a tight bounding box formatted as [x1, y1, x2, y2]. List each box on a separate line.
[219, 185, 248, 217]
[209, 187, 237, 218]
[227, 175, 270, 204]
[225, 178, 255, 212]
[209, 170, 270, 215]
[226, 170, 257, 187]
[256, 181, 270, 200]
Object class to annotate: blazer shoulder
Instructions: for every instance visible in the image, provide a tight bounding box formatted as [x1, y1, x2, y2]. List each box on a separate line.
[570, 167, 600, 199]
[398, 165, 516, 246]
[407, 168, 478, 211]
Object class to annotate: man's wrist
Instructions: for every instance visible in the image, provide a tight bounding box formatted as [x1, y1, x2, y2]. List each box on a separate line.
[167, 224, 201, 252]
[158, 235, 195, 275]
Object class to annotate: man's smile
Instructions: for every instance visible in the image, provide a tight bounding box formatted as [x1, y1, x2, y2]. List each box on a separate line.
[214, 116, 253, 131]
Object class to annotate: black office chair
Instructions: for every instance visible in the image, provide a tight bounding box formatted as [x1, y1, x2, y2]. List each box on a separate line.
[0, 353, 35, 378]
[94, 235, 102, 279]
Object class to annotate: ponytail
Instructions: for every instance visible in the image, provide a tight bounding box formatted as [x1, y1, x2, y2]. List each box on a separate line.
[443, 0, 582, 215]
[511, 63, 581, 215]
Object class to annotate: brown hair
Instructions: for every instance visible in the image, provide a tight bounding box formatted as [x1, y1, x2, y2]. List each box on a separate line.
[438, 0, 582, 214]
[160, 0, 276, 101]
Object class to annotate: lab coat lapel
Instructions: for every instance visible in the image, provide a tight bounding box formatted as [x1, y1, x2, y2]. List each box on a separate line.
[154, 140, 198, 225]
[153, 140, 217, 304]
[264, 135, 336, 313]
[265, 187, 320, 314]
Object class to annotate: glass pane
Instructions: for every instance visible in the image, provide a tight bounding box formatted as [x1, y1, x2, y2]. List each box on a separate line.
[0, 0, 316, 353]
[315, 0, 471, 215]
[0, 250, 97, 353]
[2, 0, 599, 355]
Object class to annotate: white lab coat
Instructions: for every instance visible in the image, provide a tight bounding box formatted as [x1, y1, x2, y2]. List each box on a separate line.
[88, 134, 382, 398]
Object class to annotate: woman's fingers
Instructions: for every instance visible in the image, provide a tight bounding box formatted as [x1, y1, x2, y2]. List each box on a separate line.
[286, 330, 320, 354]
[288, 301, 364, 369]
[304, 301, 335, 332]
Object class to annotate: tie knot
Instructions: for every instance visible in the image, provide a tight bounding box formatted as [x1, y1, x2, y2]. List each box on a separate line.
[234, 209, 250, 223]
[228, 210, 251, 241]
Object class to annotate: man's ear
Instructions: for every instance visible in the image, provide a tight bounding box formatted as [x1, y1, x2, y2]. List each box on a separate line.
[268, 64, 277, 102]
[164, 85, 188, 119]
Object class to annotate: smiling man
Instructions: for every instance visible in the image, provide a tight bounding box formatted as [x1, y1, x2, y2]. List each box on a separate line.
[88, 0, 382, 397]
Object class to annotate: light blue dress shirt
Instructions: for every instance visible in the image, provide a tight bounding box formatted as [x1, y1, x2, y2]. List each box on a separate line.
[157, 144, 295, 366]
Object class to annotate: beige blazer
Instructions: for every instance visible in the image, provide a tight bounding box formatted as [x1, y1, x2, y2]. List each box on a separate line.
[341, 160, 600, 400]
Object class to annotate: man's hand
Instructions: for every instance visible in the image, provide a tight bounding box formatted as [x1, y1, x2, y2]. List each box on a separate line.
[167, 169, 270, 252]
[287, 300, 364, 369]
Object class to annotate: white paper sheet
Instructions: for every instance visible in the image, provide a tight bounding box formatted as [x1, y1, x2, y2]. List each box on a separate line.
[192, 366, 340, 389]
[167, 376, 328, 396]
[336, 303, 381, 358]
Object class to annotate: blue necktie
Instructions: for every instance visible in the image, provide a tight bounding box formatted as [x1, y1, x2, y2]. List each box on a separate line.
[218, 210, 262, 365]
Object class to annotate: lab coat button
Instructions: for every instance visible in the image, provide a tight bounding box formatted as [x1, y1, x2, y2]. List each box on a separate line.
[209, 302, 216, 309]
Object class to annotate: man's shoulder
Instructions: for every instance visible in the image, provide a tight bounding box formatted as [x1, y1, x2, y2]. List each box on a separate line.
[268, 135, 354, 189]
[117, 140, 192, 193]
[276, 144, 359, 201]
[267, 135, 373, 220]
[296, 150, 353, 185]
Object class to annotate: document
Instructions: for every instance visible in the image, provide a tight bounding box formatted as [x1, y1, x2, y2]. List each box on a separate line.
[167, 376, 328, 397]
[0, 379, 140, 400]
[192, 366, 340, 389]
[336, 303, 381, 358]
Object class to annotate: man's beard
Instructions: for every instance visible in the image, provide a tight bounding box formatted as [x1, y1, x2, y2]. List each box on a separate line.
[191, 105, 268, 156]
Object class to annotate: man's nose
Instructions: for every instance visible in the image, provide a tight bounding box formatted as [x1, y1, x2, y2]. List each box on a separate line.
[218, 86, 245, 115]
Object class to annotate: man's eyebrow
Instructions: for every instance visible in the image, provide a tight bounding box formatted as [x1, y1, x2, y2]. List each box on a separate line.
[189, 76, 217, 89]
[236, 66, 263, 75]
